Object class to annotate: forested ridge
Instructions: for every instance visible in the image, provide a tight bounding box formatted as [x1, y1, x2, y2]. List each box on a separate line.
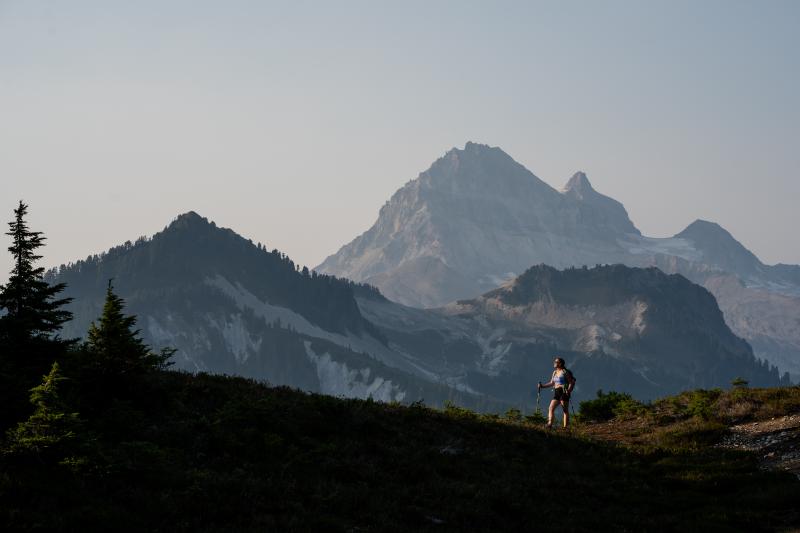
[48, 211, 385, 340]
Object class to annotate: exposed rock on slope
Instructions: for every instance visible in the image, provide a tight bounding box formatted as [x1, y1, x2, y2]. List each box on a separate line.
[49, 213, 504, 411]
[358, 264, 783, 402]
[317, 142, 641, 306]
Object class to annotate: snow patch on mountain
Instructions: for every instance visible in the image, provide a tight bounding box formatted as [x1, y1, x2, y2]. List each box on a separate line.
[474, 325, 513, 375]
[742, 279, 800, 298]
[304, 341, 406, 402]
[440, 375, 480, 394]
[624, 236, 703, 262]
[147, 314, 210, 371]
[632, 365, 662, 387]
[147, 315, 179, 347]
[575, 325, 605, 353]
[631, 301, 648, 334]
[571, 325, 624, 356]
[207, 313, 261, 364]
[480, 272, 517, 288]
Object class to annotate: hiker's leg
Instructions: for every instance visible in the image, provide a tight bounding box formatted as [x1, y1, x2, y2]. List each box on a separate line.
[548, 400, 558, 426]
[561, 400, 569, 428]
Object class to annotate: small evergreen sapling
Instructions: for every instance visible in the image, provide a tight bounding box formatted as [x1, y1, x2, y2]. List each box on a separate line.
[731, 377, 749, 388]
[5, 361, 83, 462]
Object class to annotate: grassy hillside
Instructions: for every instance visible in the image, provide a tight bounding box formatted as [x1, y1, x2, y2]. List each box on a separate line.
[2, 371, 799, 532]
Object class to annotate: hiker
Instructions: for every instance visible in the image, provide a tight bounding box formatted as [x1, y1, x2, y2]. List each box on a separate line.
[538, 357, 576, 428]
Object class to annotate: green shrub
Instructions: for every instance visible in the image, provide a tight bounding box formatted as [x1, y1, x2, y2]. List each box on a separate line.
[525, 412, 547, 425]
[443, 400, 477, 419]
[654, 389, 723, 421]
[503, 407, 523, 422]
[579, 390, 646, 421]
[684, 389, 722, 420]
[614, 396, 649, 418]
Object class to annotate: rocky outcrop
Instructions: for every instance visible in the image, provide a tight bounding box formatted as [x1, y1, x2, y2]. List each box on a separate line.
[356, 265, 783, 402]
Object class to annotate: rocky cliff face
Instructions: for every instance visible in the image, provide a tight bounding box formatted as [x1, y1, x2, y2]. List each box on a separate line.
[357, 264, 783, 402]
[317, 142, 640, 306]
[316, 142, 800, 379]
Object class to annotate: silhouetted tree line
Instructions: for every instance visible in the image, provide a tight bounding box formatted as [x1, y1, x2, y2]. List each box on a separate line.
[0, 202, 173, 467]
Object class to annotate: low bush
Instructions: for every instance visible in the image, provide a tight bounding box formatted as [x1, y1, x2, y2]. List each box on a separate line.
[652, 419, 729, 452]
[503, 407, 523, 423]
[685, 389, 722, 420]
[579, 390, 647, 421]
[654, 389, 722, 421]
[443, 400, 478, 419]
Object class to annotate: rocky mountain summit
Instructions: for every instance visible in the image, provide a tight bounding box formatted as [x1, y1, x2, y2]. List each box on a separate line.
[318, 142, 641, 307]
[317, 142, 800, 379]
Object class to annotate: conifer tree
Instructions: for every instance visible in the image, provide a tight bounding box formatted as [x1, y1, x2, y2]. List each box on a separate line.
[0, 202, 73, 426]
[0, 201, 73, 348]
[84, 280, 173, 377]
[4, 361, 83, 462]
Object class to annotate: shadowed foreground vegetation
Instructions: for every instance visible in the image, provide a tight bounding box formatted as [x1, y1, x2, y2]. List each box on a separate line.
[1, 202, 798, 531]
[2, 371, 799, 532]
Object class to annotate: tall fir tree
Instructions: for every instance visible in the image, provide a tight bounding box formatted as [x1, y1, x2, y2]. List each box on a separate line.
[84, 280, 173, 378]
[0, 202, 73, 427]
[0, 201, 73, 345]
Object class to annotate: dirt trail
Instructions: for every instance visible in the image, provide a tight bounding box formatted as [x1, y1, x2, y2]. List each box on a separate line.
[718, 413, 800, 479]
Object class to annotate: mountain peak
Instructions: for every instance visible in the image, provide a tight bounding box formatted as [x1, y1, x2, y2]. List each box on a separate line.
[441, 141, 507, 162]
[173, 210, 207, 224]
[463, 141, 495, 152]
[558, 171, 641, 236]
[674, 219, 762, 275]
[166, 211, 215, 232]
[419, 142, 553, 197]
[675, 219, 738, 245]
[316, 144, 647, 305]
[678, 219, 726, 235]
[561, 171, 594, 197]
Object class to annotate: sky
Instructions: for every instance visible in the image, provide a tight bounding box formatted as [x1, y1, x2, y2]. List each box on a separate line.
[1, 0, 798, 283]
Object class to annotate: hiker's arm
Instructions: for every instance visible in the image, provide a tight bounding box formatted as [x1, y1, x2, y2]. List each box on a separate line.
[540, 380, 553, 389]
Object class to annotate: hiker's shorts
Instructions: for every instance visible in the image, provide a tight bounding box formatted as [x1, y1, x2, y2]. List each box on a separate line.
[553, 388, 570, 403]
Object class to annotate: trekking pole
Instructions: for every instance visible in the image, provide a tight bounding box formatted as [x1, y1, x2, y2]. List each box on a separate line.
[569, 390, 578, 427]
[535, 382, 542, 418]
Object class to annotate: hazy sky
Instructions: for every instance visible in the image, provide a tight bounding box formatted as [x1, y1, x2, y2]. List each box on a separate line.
[1, 0, 798, 283]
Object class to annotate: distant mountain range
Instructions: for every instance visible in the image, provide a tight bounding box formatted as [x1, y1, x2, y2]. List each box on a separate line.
[50, 213, 502, 411]
[316, 142, 800, 379]
[48, 213, 784, 409]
